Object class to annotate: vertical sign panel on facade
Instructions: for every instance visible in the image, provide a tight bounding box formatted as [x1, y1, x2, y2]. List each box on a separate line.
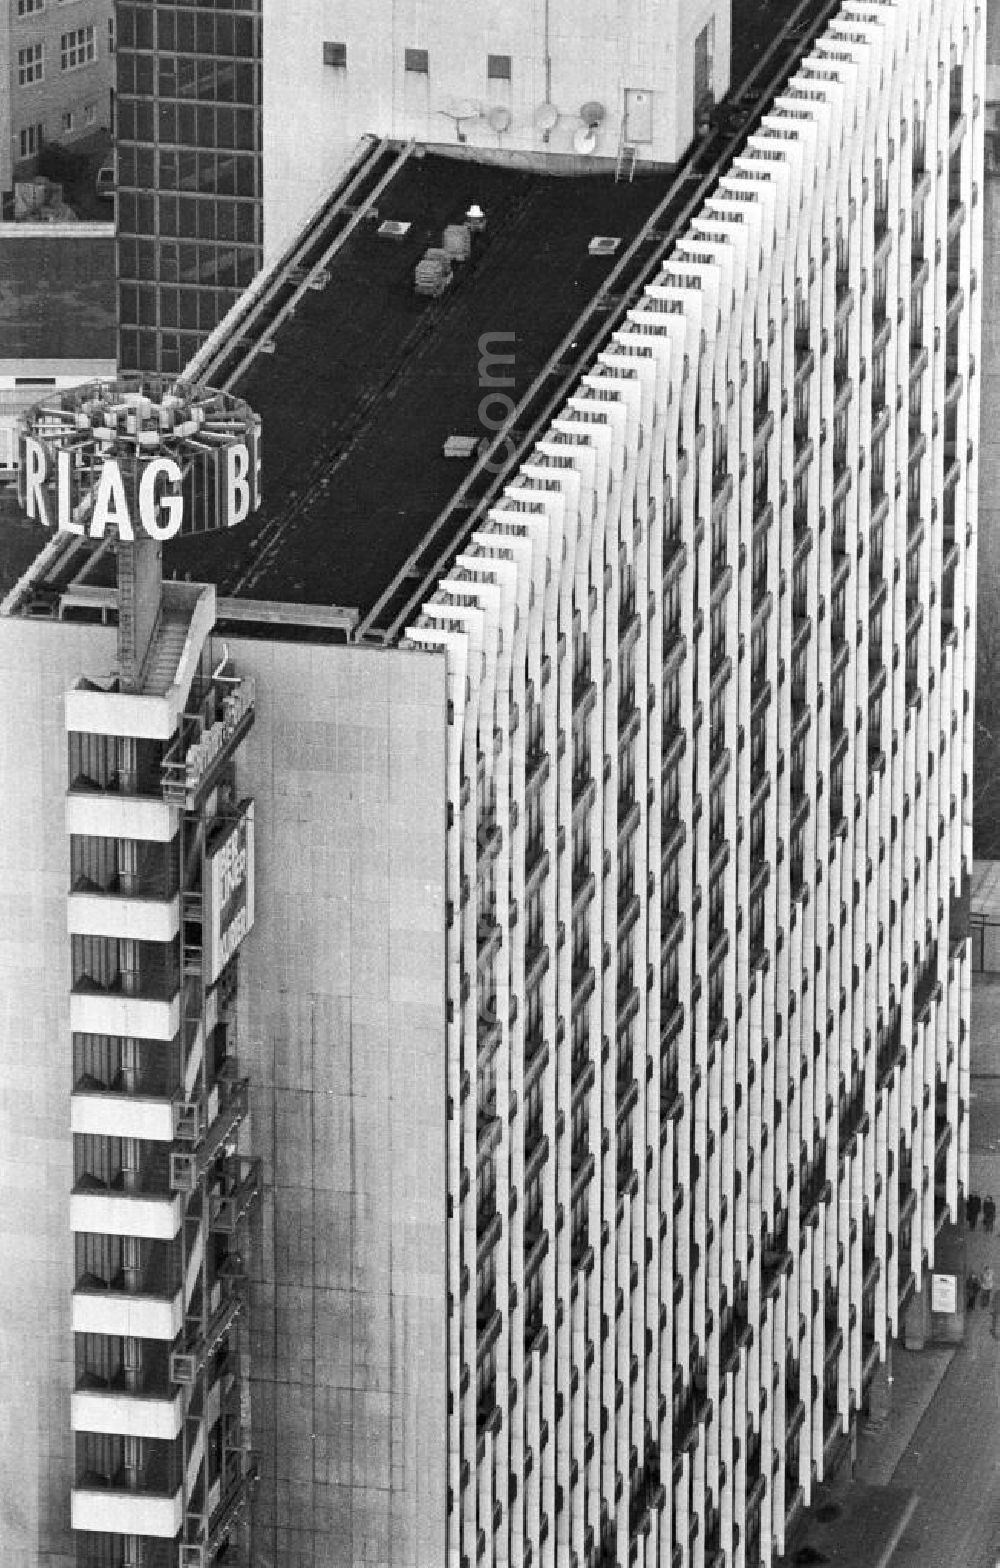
[205, 800, 256, 984]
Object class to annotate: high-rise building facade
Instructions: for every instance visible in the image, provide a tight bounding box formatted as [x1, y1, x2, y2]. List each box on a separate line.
[1, 0, 115, 199]
[115, 1, 263, 374]
[395, 2, 980, 1561]
[0, 0, 983, 1566]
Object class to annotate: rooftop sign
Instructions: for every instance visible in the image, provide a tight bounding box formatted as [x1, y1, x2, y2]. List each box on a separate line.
[16, 374, 261, 541]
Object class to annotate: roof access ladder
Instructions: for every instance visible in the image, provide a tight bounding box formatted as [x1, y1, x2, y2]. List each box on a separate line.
[615, 126, 638, 183]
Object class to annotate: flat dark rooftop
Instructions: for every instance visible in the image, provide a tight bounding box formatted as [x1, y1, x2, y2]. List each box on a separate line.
[165, 152, 681, 617]
[0, 229, 116, 361]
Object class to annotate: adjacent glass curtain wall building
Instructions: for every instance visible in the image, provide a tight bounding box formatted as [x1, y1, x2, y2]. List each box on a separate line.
[115, 1, 263, 374]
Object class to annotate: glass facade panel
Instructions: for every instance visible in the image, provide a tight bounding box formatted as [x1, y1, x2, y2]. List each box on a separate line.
[116, 0, 262, 372]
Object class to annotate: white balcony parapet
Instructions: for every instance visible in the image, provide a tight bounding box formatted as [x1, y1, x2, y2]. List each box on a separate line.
[65, 790, 180, 842]
[66, 681, 181, 742]
[72, 1387, 185, 1440]
[72, 1485, 184, 1538]
[71, 1091, 176, 1142]
[70, 990, 180, 1042]
[72, 1287, 184, 1341]
[64, 583, 215, 739]
[70, 1189, 183, 1241]
[67, 891, 181, 943]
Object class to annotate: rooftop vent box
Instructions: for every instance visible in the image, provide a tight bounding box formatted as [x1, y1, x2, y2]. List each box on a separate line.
[443, 435, 479, 459]
[378, 219, 412, 240]
[442, 223, 472, 261]
[589, 235, 622, 256]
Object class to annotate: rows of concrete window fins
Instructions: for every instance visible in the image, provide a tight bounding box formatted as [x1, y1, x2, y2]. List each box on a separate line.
[451, 60, 975, 1568]
[67, 724, 254, 1566]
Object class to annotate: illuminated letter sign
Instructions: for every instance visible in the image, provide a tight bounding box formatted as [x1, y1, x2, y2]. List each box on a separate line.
[18, 432, 259, 541]
[139, 457, 185, 540]
[205, 802, 256, 983]
[20, 435, 51, 527]
[223, 426, 261, 528]
[90, 459, 135, 540]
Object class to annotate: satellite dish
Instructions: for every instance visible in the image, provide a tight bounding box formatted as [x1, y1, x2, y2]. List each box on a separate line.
[573, 125, 598, 155]
[535, 102, 559, 133]
[488, 105, 511, 133]
[580, 100, 606, 128]
[442, 97, 481, 121]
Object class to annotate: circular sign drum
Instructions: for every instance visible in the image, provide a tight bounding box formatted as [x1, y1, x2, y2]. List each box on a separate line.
[16, 373, 261, 542]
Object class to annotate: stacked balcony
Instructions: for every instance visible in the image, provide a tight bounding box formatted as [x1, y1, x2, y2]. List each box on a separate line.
[67, 581, 258, 1567]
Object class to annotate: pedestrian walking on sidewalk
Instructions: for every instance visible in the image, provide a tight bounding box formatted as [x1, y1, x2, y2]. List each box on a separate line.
[968, 1192, 981, 1229]
[985, 1195, 996, 1233]
[982, 1265, 995, 1310]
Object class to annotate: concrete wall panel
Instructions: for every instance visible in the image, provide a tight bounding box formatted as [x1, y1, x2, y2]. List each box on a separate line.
[232, 637, 449, 1568]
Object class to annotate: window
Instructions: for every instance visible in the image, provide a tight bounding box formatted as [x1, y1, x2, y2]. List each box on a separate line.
[753, 447, 768, 507]
[322, 40, 346, 68]
[709, 781, 726, 850]
[487, 54, 511, 81]
[404, 47, 428, 74]
[19, 122, 43, 158]
[694, 18, 715, 108]
[752, 523, 768, 604]
[61, 26, 96, 70]
[664, 667, 683, 727]
[84, 101, 95, 126]
[912, 110, 926, 176]
[836, 216, 849, 279]
[751, 715, 766, 783]
[710, 601, 726, 667]
[17, 0, 44, 14]
[871, 433, 886, 498]
[18, 44, 44, 85]
[664, 579, 681, 642]
[663, 854, 680, 923]
[62, 110, 73, 133]
[108, 14, 115, 53]
[572, 711, 590, 782]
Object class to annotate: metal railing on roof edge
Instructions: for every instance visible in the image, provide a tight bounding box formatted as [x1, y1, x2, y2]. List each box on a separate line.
[192, 134, 396, 392]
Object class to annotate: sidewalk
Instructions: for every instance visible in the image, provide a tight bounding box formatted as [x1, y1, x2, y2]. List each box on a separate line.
[856, 1343, 955, 1487]
[778, 1342, 953, 1568]
[884, 1309, 1000, 1568]
[782, 1481, 918, 1567]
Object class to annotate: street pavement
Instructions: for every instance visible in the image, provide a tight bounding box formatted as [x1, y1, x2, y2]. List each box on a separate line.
[857, 977, 1000, 1568]
[780, 982, 1000, 1567]
[886, 1307, 1000, 1568]
[884, 978, 1000, 1567]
